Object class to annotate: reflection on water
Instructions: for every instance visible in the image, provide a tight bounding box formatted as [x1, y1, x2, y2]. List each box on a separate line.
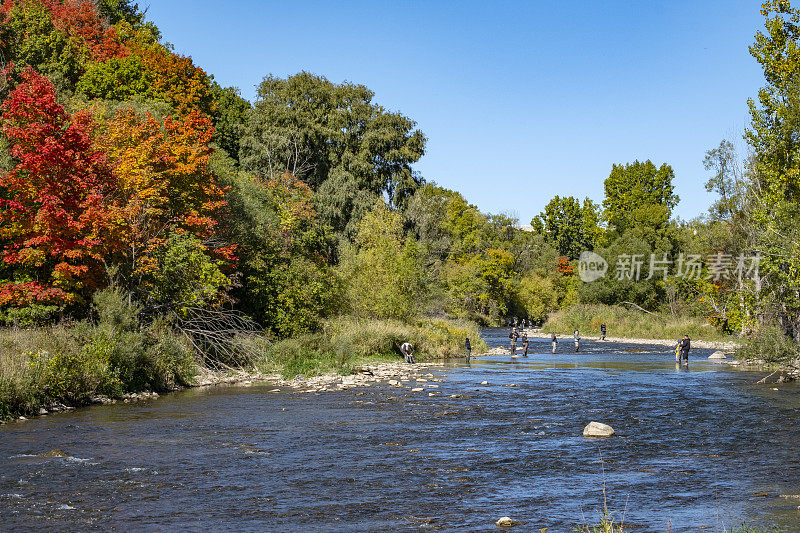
[1, 328, 799, 532]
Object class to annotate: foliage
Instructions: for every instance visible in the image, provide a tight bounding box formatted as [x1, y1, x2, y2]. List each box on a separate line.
[338, 200, 426, 320]
[602, 160, 678, 237]
[532, 195, 601, 259]
[240, 72, 426, 237]
[0, 66, 115, 310]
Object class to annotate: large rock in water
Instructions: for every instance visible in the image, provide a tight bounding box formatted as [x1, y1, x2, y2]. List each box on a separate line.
[708, 351, 727, 360]
[495, 516, 516, 527]
[583, 421, 615, 438]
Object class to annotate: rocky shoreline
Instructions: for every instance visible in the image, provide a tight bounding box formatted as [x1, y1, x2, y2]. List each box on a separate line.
[523, 329, 742, 351]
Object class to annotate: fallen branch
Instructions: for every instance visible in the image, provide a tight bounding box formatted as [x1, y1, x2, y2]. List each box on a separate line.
[757, 370, 779, 384]
[621, 301, 657, 315]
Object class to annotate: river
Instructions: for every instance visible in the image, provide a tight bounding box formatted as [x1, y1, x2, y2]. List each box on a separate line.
[1, 329, 799, 531]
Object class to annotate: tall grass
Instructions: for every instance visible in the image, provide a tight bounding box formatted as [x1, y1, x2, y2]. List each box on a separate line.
[543, 304, 732, 342]
[259, 316, 487, 379]
[0, 290, 198, 421]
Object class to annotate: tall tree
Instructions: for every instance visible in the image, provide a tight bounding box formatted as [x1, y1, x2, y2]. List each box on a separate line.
[532, 195, 600, 260]
[602, 160, 678, 236]
[240, 72, 426, 237]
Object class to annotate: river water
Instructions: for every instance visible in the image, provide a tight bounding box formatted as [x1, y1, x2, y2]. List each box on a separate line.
[1, 329, 800, 532]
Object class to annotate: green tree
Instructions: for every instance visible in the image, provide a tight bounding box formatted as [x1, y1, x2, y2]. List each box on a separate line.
[240, 72, 426, 237]
[602, 160, 678, 237]
[337, 200, 426, 320]
[532, 195, 600, 259]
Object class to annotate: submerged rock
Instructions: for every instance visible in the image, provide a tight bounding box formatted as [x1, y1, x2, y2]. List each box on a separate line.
[583, 421, 615, 438]
[38, 449, 69, 457]
[708, 351, 727, 360]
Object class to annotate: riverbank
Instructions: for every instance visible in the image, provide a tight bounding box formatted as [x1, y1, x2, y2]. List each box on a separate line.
[0, 314, 484, 422]
[524, 330, 742, 351]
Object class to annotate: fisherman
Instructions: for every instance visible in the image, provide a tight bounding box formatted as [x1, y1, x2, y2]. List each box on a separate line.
[573, 329, 580, 352]
[401, 342, 415, 364]
[522, 333, 529, 357]
[465, 337, 472, 360]
[600, 322, 606, 341]
[679, 334, 691, 364]
[551, 332, 557, 354]
[509, 328, 518, 355]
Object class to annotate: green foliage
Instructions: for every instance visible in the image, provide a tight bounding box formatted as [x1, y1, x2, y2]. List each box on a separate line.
[338, 200, 426, 320]
[240, 72, 426, 236]
[0, 1, 82, 91]
[145, 232, 231, 314]
[76, 55, 154, 101]
[210, 82, 250, 163]
[532, 195, 601, 259]
[738, 324, 800, 364]
[602, 160, 678, 237]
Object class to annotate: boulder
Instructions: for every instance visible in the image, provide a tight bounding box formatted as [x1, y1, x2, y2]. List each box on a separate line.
[495, 516, 516, 527]
[583, 421, 615, 438]
[708, 351, 727, 360]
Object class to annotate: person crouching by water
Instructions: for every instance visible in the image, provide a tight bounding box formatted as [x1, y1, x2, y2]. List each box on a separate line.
[522, 333, 529, 357]
[401, 342, 415, 364]
[509, 328, 518, 355]
[465, 337, 471, 361]
[551, 332, 557, 354]
[679, 334, 691, 364]
[573, 329, 581, 352]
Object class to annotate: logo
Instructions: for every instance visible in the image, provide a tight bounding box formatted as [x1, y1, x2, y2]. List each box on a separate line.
[578, 251, 608, 282]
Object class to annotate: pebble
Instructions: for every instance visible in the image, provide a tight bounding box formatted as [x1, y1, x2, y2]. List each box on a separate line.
[480, 381, 488, 385]
[411, 387, 424, 392]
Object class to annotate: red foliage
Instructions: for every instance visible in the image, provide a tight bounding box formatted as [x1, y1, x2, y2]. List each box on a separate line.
[0, 66, 116, 305]
[48, 0, 128, 61]
[556, 256, 574, 276]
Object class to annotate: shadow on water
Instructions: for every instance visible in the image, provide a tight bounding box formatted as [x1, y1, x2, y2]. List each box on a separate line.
[1, 327, 799, 532]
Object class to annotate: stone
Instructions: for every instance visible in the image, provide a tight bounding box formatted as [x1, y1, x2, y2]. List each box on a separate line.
[37, 408, 48, 415]
[708, 351, 727, 360]
[583, 421, 615, 438]
[480, 380, 488, 385]
[411, 387, 424, 392]
[495, 516, 516, 527]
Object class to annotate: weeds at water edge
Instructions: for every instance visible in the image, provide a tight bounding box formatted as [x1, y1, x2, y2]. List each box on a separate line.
[576, 452, 627, 533]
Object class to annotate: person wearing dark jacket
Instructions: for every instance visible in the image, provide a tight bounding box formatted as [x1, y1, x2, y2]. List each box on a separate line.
[679, 335, 691, 363]
[522, 334, 529, 357]
[465, 337, 472, 360]
[600, 322, 606, 341]
[509, 328, 518, 355]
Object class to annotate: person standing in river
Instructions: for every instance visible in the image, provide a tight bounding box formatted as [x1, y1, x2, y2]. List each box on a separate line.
[509, 328, 518, 355]
[679, 334, 691, 364]
[465, 337, 472, 360]
[573, 329, 580, 352]
[522, 333, 529, 357]
[600, 322, 606, 341]
[551, 332, 557, 354]
[401, 342, 415, 364]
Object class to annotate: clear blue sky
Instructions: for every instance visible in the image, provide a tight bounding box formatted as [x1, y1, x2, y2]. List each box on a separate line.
[145, 1, 764, 224]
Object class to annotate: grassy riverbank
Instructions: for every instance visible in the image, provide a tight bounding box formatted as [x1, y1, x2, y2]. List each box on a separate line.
[542, 304, 734, 343]
[258, 316, 487, 379]
[0, 294, 486, 421]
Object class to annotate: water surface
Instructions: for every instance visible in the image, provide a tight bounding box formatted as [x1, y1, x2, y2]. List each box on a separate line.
[1, 329, 799, 531]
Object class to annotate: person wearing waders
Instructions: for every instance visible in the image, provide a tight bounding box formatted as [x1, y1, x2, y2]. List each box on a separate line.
[600, 322, 606, 341]
[573, 329, 580, 352]
[401, 342, 415, 364]
[679, 334, 691, 364]
[551, 332, 557, 354]
[522, 333, 529, 357]
[509, 328, 518, 355]
[465, 337, 472, 361]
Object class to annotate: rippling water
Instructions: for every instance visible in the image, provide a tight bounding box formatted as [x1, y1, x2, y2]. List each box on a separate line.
[1, 329, 799, 532]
